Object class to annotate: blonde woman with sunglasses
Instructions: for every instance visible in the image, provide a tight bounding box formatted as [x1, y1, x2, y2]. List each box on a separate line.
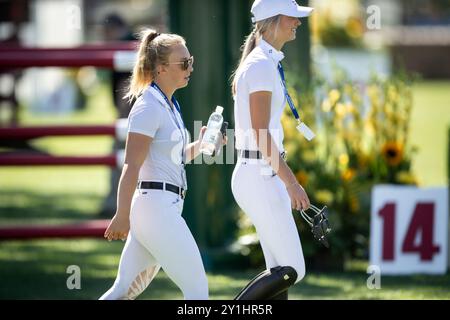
[100, 30, 210, 300]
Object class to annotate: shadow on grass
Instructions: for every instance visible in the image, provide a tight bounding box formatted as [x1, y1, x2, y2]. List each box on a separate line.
[1, 240, 449, 300]
[0, 190, 105, 222]
[0, 240, 121, 299]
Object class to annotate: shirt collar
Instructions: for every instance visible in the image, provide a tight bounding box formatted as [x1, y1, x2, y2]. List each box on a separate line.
[258, 39, 285, 64]
[148, 85, 171, 109]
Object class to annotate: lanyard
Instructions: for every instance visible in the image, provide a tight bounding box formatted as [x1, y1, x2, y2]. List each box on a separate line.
[277, 62, 316, 141]
[277, 62, 301, 123]
[151, 82, 186, 165]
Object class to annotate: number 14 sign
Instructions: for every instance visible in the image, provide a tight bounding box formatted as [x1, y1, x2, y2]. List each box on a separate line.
[370, 185, 448, 274]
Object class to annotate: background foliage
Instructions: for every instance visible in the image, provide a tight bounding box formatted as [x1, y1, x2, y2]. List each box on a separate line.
[235, 69, 418, 269]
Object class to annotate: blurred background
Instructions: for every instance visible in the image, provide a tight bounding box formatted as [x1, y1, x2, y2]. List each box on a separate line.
[0, 0, 449, 299]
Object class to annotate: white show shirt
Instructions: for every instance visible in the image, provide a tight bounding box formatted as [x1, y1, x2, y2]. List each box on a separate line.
[127, 85, 188, 189]
[233, 39, 286, 152]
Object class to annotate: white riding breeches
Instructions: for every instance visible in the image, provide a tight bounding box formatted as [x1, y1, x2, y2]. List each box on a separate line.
[231, 159, 306, 283]
[99, 188, 208, 300]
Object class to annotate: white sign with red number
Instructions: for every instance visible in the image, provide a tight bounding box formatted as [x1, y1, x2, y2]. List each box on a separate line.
[370, 185, 448, 274]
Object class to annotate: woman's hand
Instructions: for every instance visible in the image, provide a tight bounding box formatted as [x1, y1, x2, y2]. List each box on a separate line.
[286, 182, 310, 211]
[220, 132, 228, 147]
[197, 126, 228, 146]
[104, 213, 130, 241]
[197, 126, 207, 142]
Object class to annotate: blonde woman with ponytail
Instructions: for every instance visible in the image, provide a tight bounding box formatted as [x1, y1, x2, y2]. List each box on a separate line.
[100, 29, 210, 300]
[231, 0, 314, 300]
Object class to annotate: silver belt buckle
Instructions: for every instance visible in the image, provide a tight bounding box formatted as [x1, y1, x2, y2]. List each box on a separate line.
[181, 189, 186, 199]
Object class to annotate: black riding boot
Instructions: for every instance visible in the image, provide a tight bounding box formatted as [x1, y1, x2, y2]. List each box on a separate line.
[234, 266, 297, 300]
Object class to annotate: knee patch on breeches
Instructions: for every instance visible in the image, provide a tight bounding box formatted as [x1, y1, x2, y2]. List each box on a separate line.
[234, 266, 298, 300]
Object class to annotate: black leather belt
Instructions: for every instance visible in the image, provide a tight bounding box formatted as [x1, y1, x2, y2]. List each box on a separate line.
[138, 181, 186, 199]
[238, 150, 287, 160]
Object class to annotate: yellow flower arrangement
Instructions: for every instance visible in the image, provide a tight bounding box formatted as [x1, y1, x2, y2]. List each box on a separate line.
[278, 65, 416, 262]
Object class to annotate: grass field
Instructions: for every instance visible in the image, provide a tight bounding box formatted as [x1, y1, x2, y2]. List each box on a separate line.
[1, 239, 449, 299]
[0, 81, 449, 300]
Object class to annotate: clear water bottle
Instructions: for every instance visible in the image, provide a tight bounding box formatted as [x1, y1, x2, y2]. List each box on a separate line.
[200, 106, 224, 156]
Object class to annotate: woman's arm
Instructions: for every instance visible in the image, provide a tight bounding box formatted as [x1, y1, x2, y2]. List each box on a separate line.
[104, 132, 152, 241]
[249, 91, 310, 210]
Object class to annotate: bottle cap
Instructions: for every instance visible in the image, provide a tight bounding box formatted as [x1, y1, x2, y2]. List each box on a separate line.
[215, 106, 224, 114]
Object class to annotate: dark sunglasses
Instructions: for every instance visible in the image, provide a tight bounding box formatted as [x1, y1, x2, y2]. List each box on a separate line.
[165, 56, 194, 70]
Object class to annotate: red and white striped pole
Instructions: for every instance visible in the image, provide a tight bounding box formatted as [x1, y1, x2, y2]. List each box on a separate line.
[0, 119, 128, 141]
[0, 220, 110, 240]
[0, 44, 138, 71]
[0, 151, 125, 167]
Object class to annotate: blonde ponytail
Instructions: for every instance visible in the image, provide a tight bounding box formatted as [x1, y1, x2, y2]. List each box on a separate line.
[125, 29, 186, 102]
[231, 15, 281, 96]
[231, 28, 258, 96]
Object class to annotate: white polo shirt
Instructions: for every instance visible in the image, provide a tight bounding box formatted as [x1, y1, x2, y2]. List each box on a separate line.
[233, 39, 286, 152]
[127, 85, 188, 189]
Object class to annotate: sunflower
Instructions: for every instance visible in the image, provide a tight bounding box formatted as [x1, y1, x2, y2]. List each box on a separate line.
[381, 141, 404, 166]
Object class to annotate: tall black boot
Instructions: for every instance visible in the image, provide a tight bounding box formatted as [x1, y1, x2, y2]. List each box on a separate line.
[234, 266, 297, 300]
[271, 289, 288, 300]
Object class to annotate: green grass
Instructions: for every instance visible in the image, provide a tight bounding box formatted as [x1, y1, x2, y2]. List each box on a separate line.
[0, 81, 449, 300]
[0, 84, 115, 225]
[0, 239, 449, 299]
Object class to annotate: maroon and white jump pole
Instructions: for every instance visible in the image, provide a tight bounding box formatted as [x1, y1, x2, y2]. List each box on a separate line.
[0, 152, 125, 167]
[0, 43, 138, 71]
[0, 121, 128, 167]
[0, 220, 110, 240]
[0, 119, 128, 141]
[0, 44, 141, 240]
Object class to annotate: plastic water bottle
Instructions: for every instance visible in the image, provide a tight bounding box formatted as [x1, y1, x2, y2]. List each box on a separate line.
[200, 106, 224, 156]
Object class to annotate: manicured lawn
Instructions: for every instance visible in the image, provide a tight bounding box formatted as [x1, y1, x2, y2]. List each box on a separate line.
[1, 239, 449, 299]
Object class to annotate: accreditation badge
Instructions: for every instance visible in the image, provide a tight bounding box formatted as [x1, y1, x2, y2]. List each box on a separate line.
[296, 122, 316, 141]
